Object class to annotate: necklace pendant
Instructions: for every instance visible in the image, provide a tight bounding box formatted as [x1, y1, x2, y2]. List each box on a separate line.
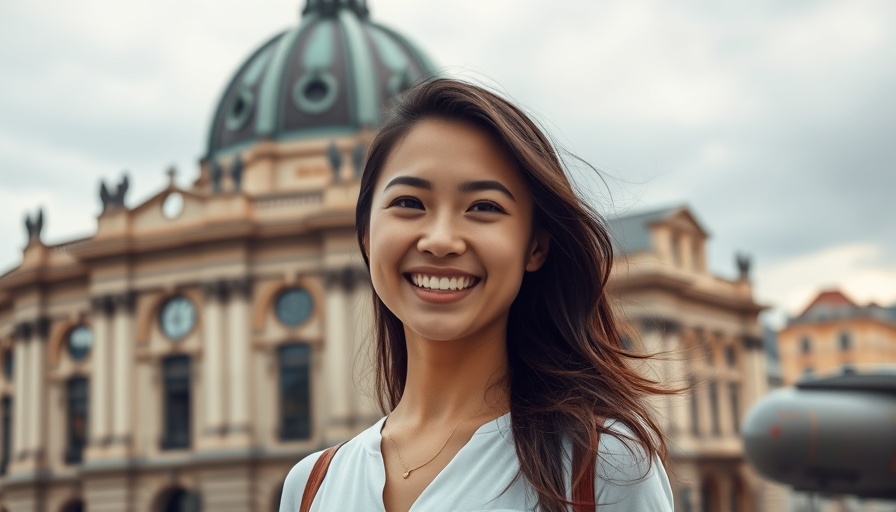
[402, 470, 411, 479]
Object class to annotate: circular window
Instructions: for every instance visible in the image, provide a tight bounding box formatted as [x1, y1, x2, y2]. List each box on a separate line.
[293, 71, 339, 115]
[225, 87, 254, 131]
[68, 325, 93, 361]
[159, 296, 197, 341]
[275, 288, 314, 327]
[162, 192, 184, 220]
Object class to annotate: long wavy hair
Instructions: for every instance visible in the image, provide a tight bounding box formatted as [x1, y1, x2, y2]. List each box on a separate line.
[355, 78, 670, 512]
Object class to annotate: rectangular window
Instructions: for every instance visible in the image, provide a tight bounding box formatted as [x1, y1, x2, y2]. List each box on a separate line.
[279, 344, 312, 440]
[689, 379, 700, 437]
[65, 378, 89, 464]
[1, 396, 10, 475]
[162, 356, 191, 450]
[709, 381, 720, 436]
[729, 382, 740, 434]
[838, 332, 852, 351]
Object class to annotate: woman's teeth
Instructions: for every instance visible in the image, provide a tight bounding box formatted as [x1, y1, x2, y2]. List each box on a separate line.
[410, 274, 476, 291]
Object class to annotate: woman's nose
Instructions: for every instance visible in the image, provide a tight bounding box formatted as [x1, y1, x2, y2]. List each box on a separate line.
[416, 215, 466, 257]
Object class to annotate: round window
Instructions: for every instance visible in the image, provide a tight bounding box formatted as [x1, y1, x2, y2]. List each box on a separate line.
[68, 325, 93, 361]
[160, 296, 197, 341]
[275, 288, 314, 327]
[225, 87, 255, 131]
[293, 71, 339, 115]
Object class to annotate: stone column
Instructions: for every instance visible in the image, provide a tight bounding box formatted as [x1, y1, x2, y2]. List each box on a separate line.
[350, 276, 379, 419]
[87, 296, 114, 457]
[202, 281, 226, 440]
[109, 292, 136, 454]
[225, 278, 252, 444]
[28, 318, 49, 463]
[740, 333, 767, 410]
[11, 325, 29, 463]
[324, 268, 351, 440]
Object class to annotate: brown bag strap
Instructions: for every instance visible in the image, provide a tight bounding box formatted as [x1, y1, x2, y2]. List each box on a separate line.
[572, 430, 601, 511]
[299, 443, 344, 512]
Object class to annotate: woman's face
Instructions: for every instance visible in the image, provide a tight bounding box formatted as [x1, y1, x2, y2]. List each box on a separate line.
[367, 118, 549, 343]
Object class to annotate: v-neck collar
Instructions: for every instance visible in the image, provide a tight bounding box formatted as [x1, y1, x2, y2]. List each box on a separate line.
[362, 412, 512, 512]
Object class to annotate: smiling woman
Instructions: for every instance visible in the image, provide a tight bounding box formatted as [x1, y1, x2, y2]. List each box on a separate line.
[279, 78, 675, 512]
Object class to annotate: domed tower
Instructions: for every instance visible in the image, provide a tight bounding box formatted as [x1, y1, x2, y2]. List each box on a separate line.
[201, 0, 436, 195]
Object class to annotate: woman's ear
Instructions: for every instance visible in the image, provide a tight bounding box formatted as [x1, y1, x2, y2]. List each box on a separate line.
[525, 230, 550, 272]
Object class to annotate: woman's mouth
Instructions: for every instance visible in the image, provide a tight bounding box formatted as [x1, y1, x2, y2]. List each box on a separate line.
[404, 273, 480, 292]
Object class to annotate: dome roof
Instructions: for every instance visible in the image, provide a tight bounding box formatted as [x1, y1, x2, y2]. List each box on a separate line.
[205, 0, 437, 158]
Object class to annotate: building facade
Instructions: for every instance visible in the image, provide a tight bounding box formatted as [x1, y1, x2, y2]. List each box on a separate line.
[606, 206, 787, 512]
[0, 2, 783, 511]
[777, 289, 896, 386]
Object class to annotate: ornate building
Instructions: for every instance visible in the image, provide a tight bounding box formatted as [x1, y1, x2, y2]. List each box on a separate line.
[0, 1, 434, 511]
[606, 206, 787, 512]
[0, 2, 783, 511]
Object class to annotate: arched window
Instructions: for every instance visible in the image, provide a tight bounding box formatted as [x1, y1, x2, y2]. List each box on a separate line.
[161, 355, 192, 450]
[60, 499, 84, 512]
[0, 396, 11, 475]
[64, 377, 88, 464]
[279, 344, 312, 440]
[158, 487, 201, 512]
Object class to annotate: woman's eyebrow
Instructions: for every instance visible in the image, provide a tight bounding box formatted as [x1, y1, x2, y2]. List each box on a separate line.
[458, 180, 515, 201]
[384, 176, 515, 201]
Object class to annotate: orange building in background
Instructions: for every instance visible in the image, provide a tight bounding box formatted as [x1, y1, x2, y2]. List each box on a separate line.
[777, 289, 896, 385]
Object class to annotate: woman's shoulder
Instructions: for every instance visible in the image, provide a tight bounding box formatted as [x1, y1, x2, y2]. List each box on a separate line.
[278, 418, 385, 512]
[592, 418, 674, 510]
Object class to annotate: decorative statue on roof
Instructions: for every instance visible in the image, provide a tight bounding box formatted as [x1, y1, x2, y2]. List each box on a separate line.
[230, 155, 243, 192]
[328, 141, 343, 182]
[210, 161, 223, 193]
[24, 207, 44, 243]
[99, 173, 130, 212]
[736, 252, 751, 280]
[352, 142, 366, 178]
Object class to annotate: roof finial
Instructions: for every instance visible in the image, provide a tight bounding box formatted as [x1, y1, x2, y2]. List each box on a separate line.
[302, 0, 369, 19]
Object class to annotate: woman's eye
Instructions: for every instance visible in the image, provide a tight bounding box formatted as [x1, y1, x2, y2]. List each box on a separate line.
[390, 197, 424, 209]
[469, 201, 505, 214]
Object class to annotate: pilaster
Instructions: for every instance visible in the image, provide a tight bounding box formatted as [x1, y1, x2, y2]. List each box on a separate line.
[11, 329, 28, 464]
[323, 268, 352, 441]
[200, 281, 226, 447]
[108, 291, 136, 457]
[85, 295, 114, 461]
[225, 278, 252, 446]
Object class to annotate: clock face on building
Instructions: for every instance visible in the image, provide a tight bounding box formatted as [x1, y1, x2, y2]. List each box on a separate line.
[68, 325, 93, 361]
[275, 288, 314, 327]
[160, 296, 196, 341]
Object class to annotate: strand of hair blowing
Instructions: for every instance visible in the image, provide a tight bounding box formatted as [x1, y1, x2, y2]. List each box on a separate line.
[356, 78, 674, 512]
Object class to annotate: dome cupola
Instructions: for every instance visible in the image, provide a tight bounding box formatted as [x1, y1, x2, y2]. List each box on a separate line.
[205, 0, 437, 159]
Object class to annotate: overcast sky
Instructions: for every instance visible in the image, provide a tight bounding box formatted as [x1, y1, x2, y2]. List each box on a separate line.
[2, 0, 895, 326]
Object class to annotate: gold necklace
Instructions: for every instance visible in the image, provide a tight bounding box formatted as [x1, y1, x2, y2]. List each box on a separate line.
[385, 410, 482, 479]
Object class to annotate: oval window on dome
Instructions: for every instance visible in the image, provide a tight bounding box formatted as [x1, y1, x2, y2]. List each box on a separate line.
[275, 288, 314, 327]
[68, 325, 93, 362]
[293, 70, 339, 115]
[226, 87, 255, 131]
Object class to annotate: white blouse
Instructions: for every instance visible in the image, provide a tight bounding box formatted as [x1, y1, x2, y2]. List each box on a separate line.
[279, 413, 674, 511]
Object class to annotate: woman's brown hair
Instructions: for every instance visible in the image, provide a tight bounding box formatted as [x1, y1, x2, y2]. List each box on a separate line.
[355, 78, 671, 512]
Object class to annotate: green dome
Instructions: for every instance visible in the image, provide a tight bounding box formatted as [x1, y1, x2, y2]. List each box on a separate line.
[206, 0, 437, 158]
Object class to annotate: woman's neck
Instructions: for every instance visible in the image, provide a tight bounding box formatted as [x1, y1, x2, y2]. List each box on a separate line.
[390, 325, 510, 426]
